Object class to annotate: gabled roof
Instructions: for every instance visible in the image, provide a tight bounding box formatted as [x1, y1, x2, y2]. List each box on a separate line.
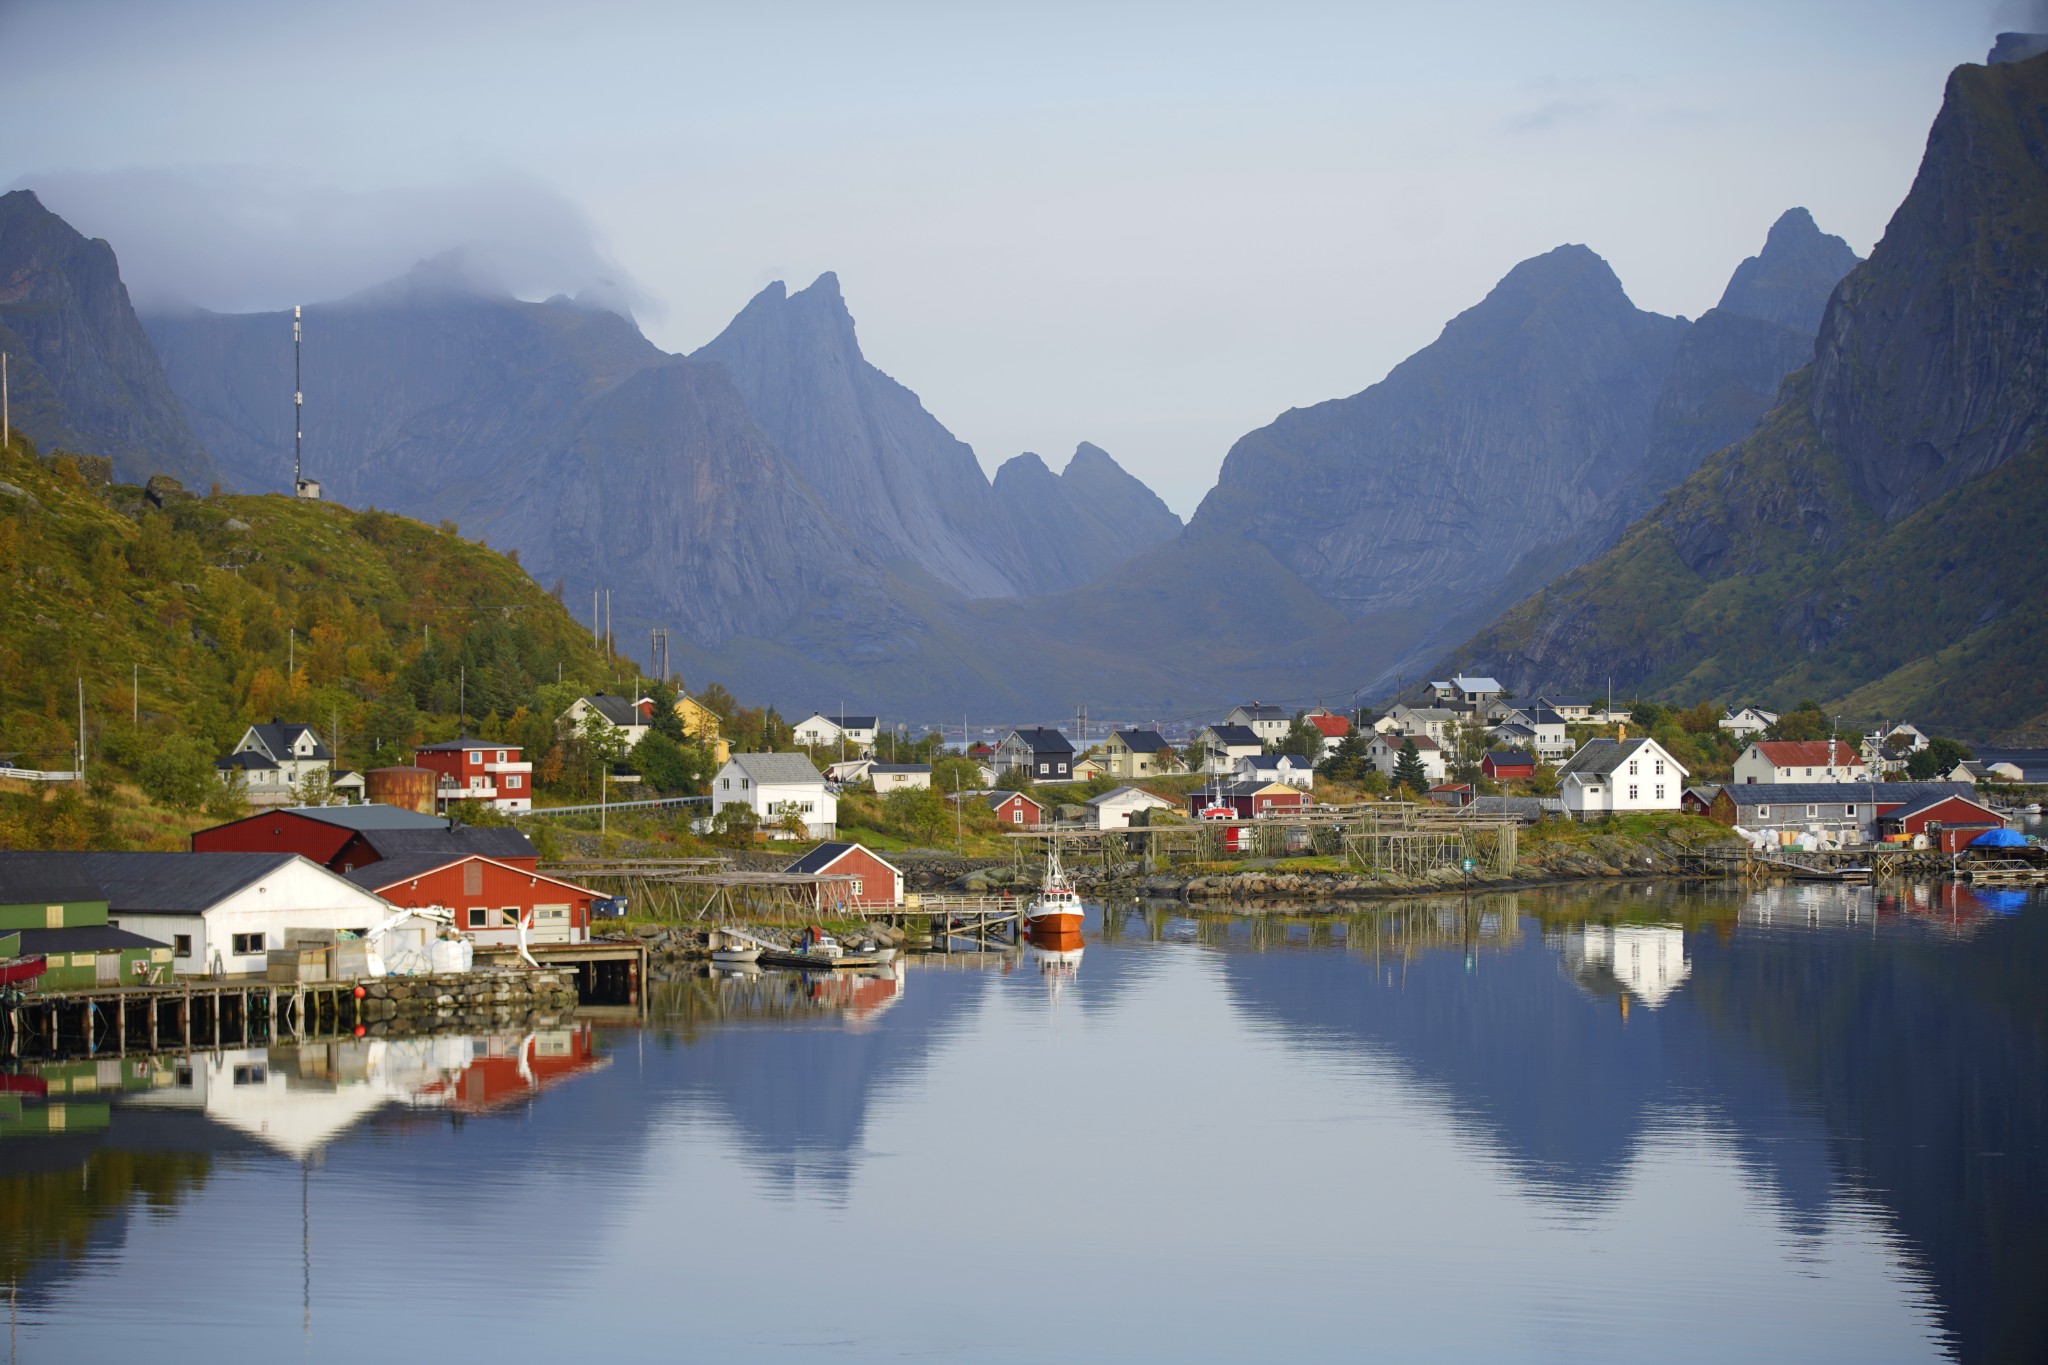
[1559, 737, 1686, 779]
[1371, 732, 1441, 752]
[0, 851, 311, 914]
[1748, 740, 1861, 768]
[1308, 714, 1350, 738]
[982, 789, 1043, 810]
[416, 737, 516, 753]
[1238, 753, 1313, 770]
[801, 711, 878, 730]
[577, 694, 646, 726]
[1229, 703, 1290, 722]
[1522, 706, 1566, 726]
[1536, 695, 1588, 709]
[14, 925, 170, 953]
[344, 853, 595, 896]
[1485, 749, 1536, 767]
[1198, 779, 1302, 799]
[244, 722, 332, 762]
[357, 826, 536, 862]
[725, 752, 827, 785]
[1490, 723, 1537, 740]
[1718, 781, 1967, 807]
[1087, 785, 1175, 808]
[784, 841, 898, 876]
[283, 804, 451, 832]
[1201, 724, 1262, 748]
[1879, 790, 2001, 824]
[0, 868, 105, 906]
[1004, 727, 1074, 755]
[867, 763, 931, 774]
[215, 751, 279, 770]
[1111, 728, 1172, 753]
[1451, 675, 1503, 692]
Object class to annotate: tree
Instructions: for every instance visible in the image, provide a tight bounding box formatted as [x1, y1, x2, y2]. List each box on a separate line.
[1449, 717, 1488, 783]
[629, 730, 710, 794]
[996, 764, 1036, 793]
[644, 679, 687, 743]
[1278, 715, 1323, 762]
[1318, 732, 1369, 783]
[883, 784, 948, 843]
[138, 735, 214, 811]
[1182, 739, 1209, 773]
[1392, 738, 1427, 795]
[1766, 701, 1833, 743]
[1529, 760, 1561, 796]
[712, 802, 759, 845]
[205, 766, 251, 822]
[1906, 737, 1974, 781]
[931, 754, 980, 794]
[697, 682, 737, 726]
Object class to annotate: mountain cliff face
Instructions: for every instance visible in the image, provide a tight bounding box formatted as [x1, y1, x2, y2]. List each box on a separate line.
[1716, 207, 1861, 333]
[689, 274, 1037, 597]
[0, 190, 213, 487]
[1432, 53, 2048, 736]
[989, 442, 1182, 591]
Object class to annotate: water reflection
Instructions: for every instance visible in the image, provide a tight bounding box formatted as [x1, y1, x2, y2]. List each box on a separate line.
[0, 886, 2040, 1362]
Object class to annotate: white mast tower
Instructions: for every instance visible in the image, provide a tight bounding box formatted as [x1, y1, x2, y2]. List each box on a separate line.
[293, 304, 320, 499]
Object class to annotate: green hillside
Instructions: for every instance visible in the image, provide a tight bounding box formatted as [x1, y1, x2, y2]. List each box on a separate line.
[0, 431, 626, 844]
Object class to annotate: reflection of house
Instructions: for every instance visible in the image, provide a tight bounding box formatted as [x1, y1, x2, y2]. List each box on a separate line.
[1560, 924, 1691, 1008]
[412, 738, 533, 813]
[410, 1025, 606, 1114]
[0, 851, 396, 980]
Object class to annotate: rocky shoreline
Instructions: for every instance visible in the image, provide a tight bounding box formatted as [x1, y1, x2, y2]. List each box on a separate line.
[353, 968, 581, 1029]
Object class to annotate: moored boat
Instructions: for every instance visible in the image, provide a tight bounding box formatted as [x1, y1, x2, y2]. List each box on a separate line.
[1025, 843, 1084, 932]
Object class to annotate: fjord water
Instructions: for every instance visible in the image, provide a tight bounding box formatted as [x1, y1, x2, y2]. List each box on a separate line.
[4, 883, 2042, 1363]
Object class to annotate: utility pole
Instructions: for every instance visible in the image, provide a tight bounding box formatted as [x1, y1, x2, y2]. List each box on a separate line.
[459, 667, 466, 733]
[288, 627, 295, 676]
[76, 678, 85, 782]
[132, 663, 138, 726]
[605, 590, 613, 658]
[2, 352, 8, 449]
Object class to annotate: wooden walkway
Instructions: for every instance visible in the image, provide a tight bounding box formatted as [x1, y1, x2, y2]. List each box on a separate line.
[4, 979, 366, 1059]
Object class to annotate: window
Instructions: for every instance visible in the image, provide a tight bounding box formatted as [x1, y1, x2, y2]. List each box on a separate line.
[1757, 806, 1771, 818]
[1654, 760, 1665, 776]
[505, 775, 521, 789]
[232, 1064, 268, 1086]
[1039, 763, 1049, 775]
[1628, 785, 1639, 800]
[740, 777, 750, 790]
[1655, 785, 1665, 800]
[467, 907, 489, 929]
[721, 777, 731, 790]
[174, 934, 192, 957]
[470, 775, 485, 789]
[1846, 805, 1858, 816]
[1012, 808, 1024, 823]
[1807, 805, 1819, 818]
[231, 932, 265, 955]
[496, 750, 506, 762]
[849, 879, 864, 897]
[1628, 760, 1639, 776]
[470, 750, 482, 765]
[1805, 768, 1813, 777]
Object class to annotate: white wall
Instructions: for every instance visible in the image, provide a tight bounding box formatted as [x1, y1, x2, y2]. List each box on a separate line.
[119, 858, 397, 979]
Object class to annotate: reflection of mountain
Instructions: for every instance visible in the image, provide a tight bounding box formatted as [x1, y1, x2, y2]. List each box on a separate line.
[1219, 889, 2048, 1361]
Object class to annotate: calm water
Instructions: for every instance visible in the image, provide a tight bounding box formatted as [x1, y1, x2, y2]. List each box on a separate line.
[3, 880, 2044, 1363]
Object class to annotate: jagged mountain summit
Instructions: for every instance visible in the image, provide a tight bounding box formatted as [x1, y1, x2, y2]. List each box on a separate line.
[989, 442, 1182, 592]
[0, 190, 213, 487]
[1432, 50, 2048, 736]
[1716, 207, 1862, 334]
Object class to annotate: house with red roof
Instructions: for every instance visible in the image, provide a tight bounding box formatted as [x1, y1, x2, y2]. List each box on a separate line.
[1305, 709, 1351, 759]
[1733, 740, 1868, 785]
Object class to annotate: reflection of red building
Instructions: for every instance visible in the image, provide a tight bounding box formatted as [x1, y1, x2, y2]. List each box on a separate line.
[345, 855, 600, 944]
[414, 1023, 607, 1113]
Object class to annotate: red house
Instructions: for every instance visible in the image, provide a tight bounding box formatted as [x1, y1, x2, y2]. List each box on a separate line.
[1482, 749, 1536, 781]
[1878, 792, 2006, 853]
[1307, 710, 1351, 752]
[413, 738, 534, 813]
[193, 804, 536, 875]
[967, 790, 1045, 827]
[1428, 782, 1475, 807]
[784, 841, 905, 908]
[345, 854, 600, 945]
[1189, 779, 1307, 821]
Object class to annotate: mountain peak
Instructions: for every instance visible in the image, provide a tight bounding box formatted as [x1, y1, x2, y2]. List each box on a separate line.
[1716, 208, 1860, 334]
[1988, 32, 2048, 65]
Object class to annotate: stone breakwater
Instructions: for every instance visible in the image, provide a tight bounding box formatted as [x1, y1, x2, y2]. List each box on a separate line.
[354, 969, 580, 1028]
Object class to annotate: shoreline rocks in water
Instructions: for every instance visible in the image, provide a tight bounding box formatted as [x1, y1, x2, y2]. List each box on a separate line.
[356, 968, 579, 1029]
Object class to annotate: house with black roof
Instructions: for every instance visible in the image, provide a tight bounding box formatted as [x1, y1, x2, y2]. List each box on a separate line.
[0, 866, 172, 989]
[1104, 729, 1180, 779]
[215, 720, 334, 805]
[995, 728, 1075, 784]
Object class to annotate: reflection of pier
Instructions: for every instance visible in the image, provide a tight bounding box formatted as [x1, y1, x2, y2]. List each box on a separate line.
[1098, 895, 1525, 963]
[649, 964, 906, 1034]
[1004, 803, 1520, 877]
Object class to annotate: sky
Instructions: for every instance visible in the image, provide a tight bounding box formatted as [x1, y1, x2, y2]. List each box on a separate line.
[0, 0, 2033, 515]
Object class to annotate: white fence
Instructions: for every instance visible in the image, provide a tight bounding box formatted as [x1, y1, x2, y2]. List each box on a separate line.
[0, 766, 79, 782]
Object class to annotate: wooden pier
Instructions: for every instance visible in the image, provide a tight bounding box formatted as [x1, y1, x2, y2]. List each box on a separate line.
[3, 979, 369, 1060]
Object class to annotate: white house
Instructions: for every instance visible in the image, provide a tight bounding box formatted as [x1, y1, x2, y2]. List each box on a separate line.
[1224, 703, 1292, 747]
[713, 753, 837, 838]
[1719, 706, 1780, 740]
[1383, 705, 1461, 745]
[867, 763, 932, 793]
[1085, 785, 1179, 830]
[560, 694, 652, 749]
[1428, 675, 1504, 714]
[792, 712, 878, 753]
[1365, 732, 1447, 784]
[1234, 753, 1316, 790]
[1194, 724, 1264, 775]
[0, 850, 405, 980]
[1558, 737, 1689, 817]
[1732, 740, 1868, 786]
[216, 721, 334, 806]
[824, 758, 874, 785]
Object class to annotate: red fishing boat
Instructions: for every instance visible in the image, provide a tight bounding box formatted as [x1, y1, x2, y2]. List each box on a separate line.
[0, 954, 47, 989]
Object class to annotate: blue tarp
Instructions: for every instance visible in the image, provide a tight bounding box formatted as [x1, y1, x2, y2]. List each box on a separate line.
[1970, 827, 2028, 847]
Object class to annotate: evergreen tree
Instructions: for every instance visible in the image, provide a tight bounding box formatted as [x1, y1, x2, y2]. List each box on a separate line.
[1393, 738, 1427, 794]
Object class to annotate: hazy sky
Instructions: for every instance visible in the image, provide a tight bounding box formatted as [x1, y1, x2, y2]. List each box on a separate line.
[1, 0, 2029, 514]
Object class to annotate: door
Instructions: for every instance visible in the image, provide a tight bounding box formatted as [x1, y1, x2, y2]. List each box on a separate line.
[531, 906, 572, 944]
[96, 953, 120, 985]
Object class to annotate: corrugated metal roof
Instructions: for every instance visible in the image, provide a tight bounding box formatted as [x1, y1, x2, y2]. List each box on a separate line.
[359, 826, 535, 860]
[15, 924, 170, 953]
[784, 842, 899, 876]
[288, 804, 451, 831]
[727, 753, 827, 786]
[0, 851, 304, 914]
[1719, 781, 1968, 806]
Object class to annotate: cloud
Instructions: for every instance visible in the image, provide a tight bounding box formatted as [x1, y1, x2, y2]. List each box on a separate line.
[1994, 0, 2048, 31]
[10, 167, 659, 320]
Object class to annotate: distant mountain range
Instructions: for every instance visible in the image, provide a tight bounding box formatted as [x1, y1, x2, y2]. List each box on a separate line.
[7, 47, 2043, 732]
[1432, 49, 2048, 737]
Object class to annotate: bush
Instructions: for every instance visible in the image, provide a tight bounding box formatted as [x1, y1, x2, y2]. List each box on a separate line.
[137, 735, 215, 811]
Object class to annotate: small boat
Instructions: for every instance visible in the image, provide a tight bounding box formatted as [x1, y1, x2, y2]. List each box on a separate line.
[1025, 843, 1085, 932]
[757, 926, 888, 971]
[0, 954, 47, 989]
[710, 945, 762, 965]
[2023, 803, 2042, 815]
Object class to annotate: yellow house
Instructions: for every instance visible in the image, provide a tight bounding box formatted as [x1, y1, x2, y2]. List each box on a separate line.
[675, 694, 732, 765]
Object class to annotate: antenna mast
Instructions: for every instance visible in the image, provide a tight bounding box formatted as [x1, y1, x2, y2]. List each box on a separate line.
[293, 305, 319, 499]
